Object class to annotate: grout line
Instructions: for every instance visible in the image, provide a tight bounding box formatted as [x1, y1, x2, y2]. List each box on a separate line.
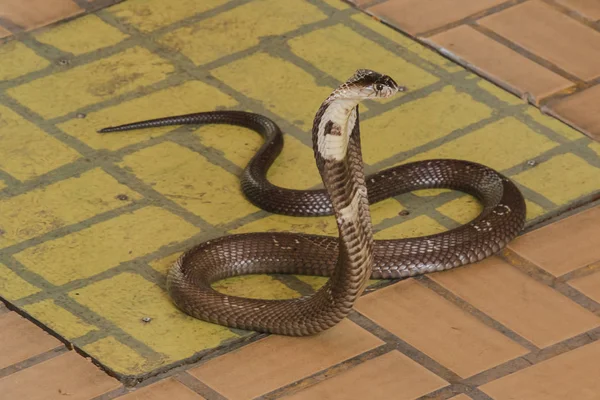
[0, 346, 69, 379]
[174, 372, 230, 400]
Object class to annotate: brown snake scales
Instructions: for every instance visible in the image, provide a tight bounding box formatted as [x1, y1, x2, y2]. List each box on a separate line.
[99, 70, 526, 336]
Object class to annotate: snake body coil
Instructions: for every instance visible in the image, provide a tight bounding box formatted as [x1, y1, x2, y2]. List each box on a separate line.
[100, 70, 525, 336]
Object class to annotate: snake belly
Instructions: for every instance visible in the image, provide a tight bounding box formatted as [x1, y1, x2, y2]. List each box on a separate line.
[99, 69, 526, 336]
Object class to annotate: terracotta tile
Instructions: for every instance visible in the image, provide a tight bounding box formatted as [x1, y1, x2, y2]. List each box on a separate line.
[449, 396, 473, 400]
[0, 351, 120, 400]
[116, 378, 205, 400]
[555, 0, 600, 20]
[282, 350, 448, 400]
[481, 340, 600, 399]
[509, 206, 600, 276]
[0, 311, 62, 369]
[428, 26, 573, 103]
[430, 258, 600, 348]
[0, 26, 11, 38]
[568, 270, 600, 304]
[189, 319, 384, 400]
[479, 1, 600, 80]
[548, 84, 600, 140]
[367, 0, 507, 35]
[0, 0, 83, 32]
[355, 279, 528, 378]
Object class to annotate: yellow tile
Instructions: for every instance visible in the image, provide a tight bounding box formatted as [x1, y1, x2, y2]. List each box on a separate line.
[73, 273, 240, 360]
[0, 168, 142, 248]
[514, 154, 600, 205]
[159, 0, 325, 65]
[35, 15, 127, 55]
[0, 180, 6, 190]
[0, 263, 40, 300]
[109, 0, 229, 32]
[403, 117, 558, 171]
[525, 200, 545, 220]
[0, 105, 80, 181]
[212, 53, 333, 130]
[120, 142, 258, 225]
[83, 336, 158, 376]
[195, 124, 262, 169]
[526, 108, 583, 141]
[437, 195, 482, 225]
[7, 47, 174, 119]
[23, 300, 95, 339]
[233, 214, 337, 236]
[0, 41, 50, 80]
[14, 206, 199, 285]
[213, 275, 301, 300]
[351, 13, 462, 73]
[60, 80, 237, 151]
[322, 0, 349, 9]
[149, 252, 183, 275]
[289, 24, 437, 96]
[477, 79, 524, 106]
[296, 275, 328, 291]
[197, 126, 321, 189]
[362, 86, 492, 164]
[370, 198, 406, 225]
[375, 215, 447, 239]
[412, 189, 451, 197]
[589, 141, 600, 156]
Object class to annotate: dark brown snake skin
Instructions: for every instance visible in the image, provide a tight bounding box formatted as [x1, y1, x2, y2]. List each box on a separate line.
[99, 70, 526, 336]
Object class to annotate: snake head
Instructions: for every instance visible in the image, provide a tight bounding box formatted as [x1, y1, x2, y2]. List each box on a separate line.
[343, 69, 403, 100]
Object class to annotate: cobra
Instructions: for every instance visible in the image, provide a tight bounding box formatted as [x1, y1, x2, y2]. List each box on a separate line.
[99, 69, 525, 336]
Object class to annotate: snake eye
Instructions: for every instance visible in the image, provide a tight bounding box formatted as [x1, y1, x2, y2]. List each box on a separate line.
[375, 83, 384, 91]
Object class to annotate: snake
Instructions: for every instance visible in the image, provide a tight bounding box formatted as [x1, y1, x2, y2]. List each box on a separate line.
[99, 69, 526, 336]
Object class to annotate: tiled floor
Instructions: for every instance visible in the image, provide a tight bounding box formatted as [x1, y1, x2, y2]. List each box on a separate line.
[1, 0, 600, 398]
[353, 0, 600, 141]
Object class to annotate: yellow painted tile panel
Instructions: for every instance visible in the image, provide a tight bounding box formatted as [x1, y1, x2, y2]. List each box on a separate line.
[35, 15, 128, 55]
[370, 198, 406, 226]
[7, 47, 174, 119]
[0, 180, 6, 190]
[0, 263, 40, 301]
[437, 195, 482, 225]
[289, 24, 437, 95]
[213, 276, 301, 300]
[514, 153, 600, 205]
[23, 300, 95, 339]
[73, 273, 240, 360]
[589, 141, 600, 156]
[14, 206, 199, 285]
[60, 81, 237, 151]
[322, 0, 349, 9]
[351, 13, 462, 73]
[526, 108, 583, 140]
[83, 336, 158, 376]
[120, 142, 258, 225]
[525, 200, 545, 220]
[404, 117, 558, 171]
[159, 0, 325, 65]
[361, 86, 492, 164]
[0, 105, 80, 181]
[476, 79, 524, 106]
[375, 215, 446, 239]
[149, 252, 183, 275]
[0, 41, 49, 81]
[109, 0, 229, 32]
[0, 168, 142, 248]
[212, 53, 333, 130]
[195, 125, 262, 169]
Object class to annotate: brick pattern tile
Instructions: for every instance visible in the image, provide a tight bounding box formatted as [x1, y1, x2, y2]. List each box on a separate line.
[509, 206, 600, 276]
[0, 351, 120, 400]
[0, 312, 62, 369]
[568, 270, 600, 304]
[116, 379, 205, 400]
[548, 84, 600, 140]
[555, 0, 600, 20]
[355, 279, 528, 378]
[428, 26, 573, 103]
[430, 258, 600, 347]
[283, 350, 448, 400]
[190, 320, 383, 400]
[0, 0, 83, 32]
[479, 0, 600, 80]
[367, 0, 507, 35]
[481, 340, 600, 399]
